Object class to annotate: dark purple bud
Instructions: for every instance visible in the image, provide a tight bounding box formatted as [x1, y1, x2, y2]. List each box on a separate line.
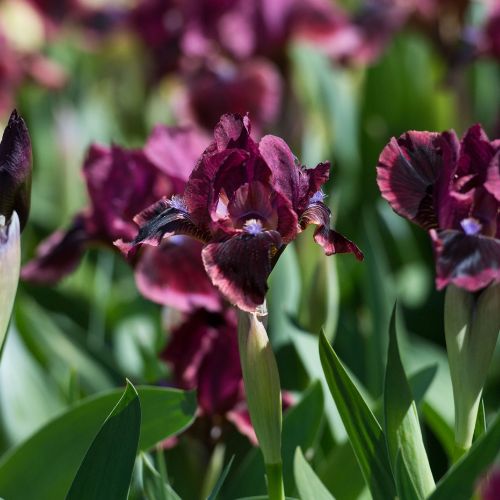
[0, 110, 32, 231]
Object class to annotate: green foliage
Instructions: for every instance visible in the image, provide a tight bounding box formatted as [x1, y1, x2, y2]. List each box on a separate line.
[294, 448, 335, 500]
[0, 387, 196, 500]
[384, 307, 435, 498]
[66, 380, 141, 500]
[319, 331, 396, 500]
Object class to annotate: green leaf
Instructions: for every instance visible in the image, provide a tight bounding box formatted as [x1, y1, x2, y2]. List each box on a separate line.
[142, 453, 181, 500]
[223, 381, 324, 498]
[384, 306, 435, 499]
[294, 448, 335, 500]
[207, 455, 235, 500]
[428, 411, 500, 500]
[394, 453, 420, 500]
[473, 399, 486, 441]
[319, 331, 396, 500]
[0, 386, 196, 500]
[66, 380, 141, 500]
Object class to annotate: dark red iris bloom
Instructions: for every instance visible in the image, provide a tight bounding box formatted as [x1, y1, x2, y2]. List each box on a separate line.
[0, 110, 32, 230]
[377, 124, 500, 292]
[22, 124, 220, 312]
[118, 114, 362, 312]
[163, 305, 293, 443]
[184, 58, 282, 133]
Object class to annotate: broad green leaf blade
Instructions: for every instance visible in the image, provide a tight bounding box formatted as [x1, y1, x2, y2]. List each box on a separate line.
[142, 453, 181, 500]
[428, 411, 500, 500]
[67, 381, 141, 500]
[207, 455, 235, 500]
[294, 448, 335, 500]
[319, 331, 396, 500]
[384, 307, 435, 498]
[0, 387, 196, 500]
[223, 381, 324, 498]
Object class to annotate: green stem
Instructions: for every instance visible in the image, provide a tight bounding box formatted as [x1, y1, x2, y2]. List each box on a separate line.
[265, 462, 285, 500]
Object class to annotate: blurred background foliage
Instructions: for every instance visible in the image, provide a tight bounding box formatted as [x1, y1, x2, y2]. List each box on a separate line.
[0, 0, 499, 498]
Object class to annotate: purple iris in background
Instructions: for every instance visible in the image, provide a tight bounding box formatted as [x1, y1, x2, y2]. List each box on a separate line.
[118, 113, 362, 312]
[0, 110, 32, 230]
[22, 124, 219, 311]
[377, 124, 500, 291]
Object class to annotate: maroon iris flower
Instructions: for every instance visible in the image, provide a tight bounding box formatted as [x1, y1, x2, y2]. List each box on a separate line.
[0, 110, 32, 230]
[184, 58, 282, 132]
[22, 124, 219, 311]
[163, 306, 293, 443]
[118, 114, 363, 312]
[377, 124, 500, 292]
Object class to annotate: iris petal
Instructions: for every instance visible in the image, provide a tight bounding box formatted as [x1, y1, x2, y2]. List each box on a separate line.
[431, 229, 500, 291]
[202, 230, 282, 312]
[300, 202, 363, 260]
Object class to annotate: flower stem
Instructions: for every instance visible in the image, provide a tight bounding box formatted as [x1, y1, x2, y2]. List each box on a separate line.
[265, 462, 285, 500]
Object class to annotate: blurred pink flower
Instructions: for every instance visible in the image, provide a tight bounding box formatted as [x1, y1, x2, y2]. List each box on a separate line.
[22, 124, 218, 311]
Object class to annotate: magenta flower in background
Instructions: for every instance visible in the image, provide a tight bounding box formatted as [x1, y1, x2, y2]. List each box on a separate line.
[22, 124, 218, 311]
[477, 467, 500, 500]
[377, 124, 500, 292]
[118, 113, 362, 312]
[0, 110, 32, 230]
[182, 58, 282, 133]
[163, 306, 293, 443]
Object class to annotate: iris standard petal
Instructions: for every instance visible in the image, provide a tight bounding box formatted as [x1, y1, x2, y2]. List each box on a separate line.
[377, 131, 444, 229]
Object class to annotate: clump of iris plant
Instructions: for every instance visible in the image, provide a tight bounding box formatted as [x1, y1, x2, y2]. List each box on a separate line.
[118, 113, 362, 499]
[377, 123, 499, 458]
[0, 110, 32, 354]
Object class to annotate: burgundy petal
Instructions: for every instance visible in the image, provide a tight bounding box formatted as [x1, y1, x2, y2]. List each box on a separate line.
[485, 150, 500, 201]
[300, 202, 363, 259]
[0, 110, 32, 230]
[202, 230, 283, 311]
[456, 124, 495, 182]
[83, 143, 172, 243]
[213, 113, 253, 150]
[21, 215, 89, 284]
[163, 309, 242, 415]
[187, 59, 282, 132]
[377, 131, 444, 229]
[226, 405, 257, 444]
[143, 124, 208, 184]
[134, 237, 222, 312]
[115, 197, 209, 257]
[430, 229, 500, 291]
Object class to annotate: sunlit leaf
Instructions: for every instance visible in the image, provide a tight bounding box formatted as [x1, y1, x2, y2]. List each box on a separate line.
[319, 331, 396, 500]
[384, 306, 434, 498]
[294, 448, 335, 500]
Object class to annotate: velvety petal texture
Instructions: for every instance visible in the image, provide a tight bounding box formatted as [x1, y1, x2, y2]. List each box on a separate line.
[378, 123, 500, 292]
[0, 110, 32, 230]
[135, 237, 221, 312]
[122, 113, 361, 311]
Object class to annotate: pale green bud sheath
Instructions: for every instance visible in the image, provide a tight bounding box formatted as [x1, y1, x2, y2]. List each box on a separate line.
[445, 284, 500, 460]
[237, 306, 285, 500]
[0, 211, 20, 357]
